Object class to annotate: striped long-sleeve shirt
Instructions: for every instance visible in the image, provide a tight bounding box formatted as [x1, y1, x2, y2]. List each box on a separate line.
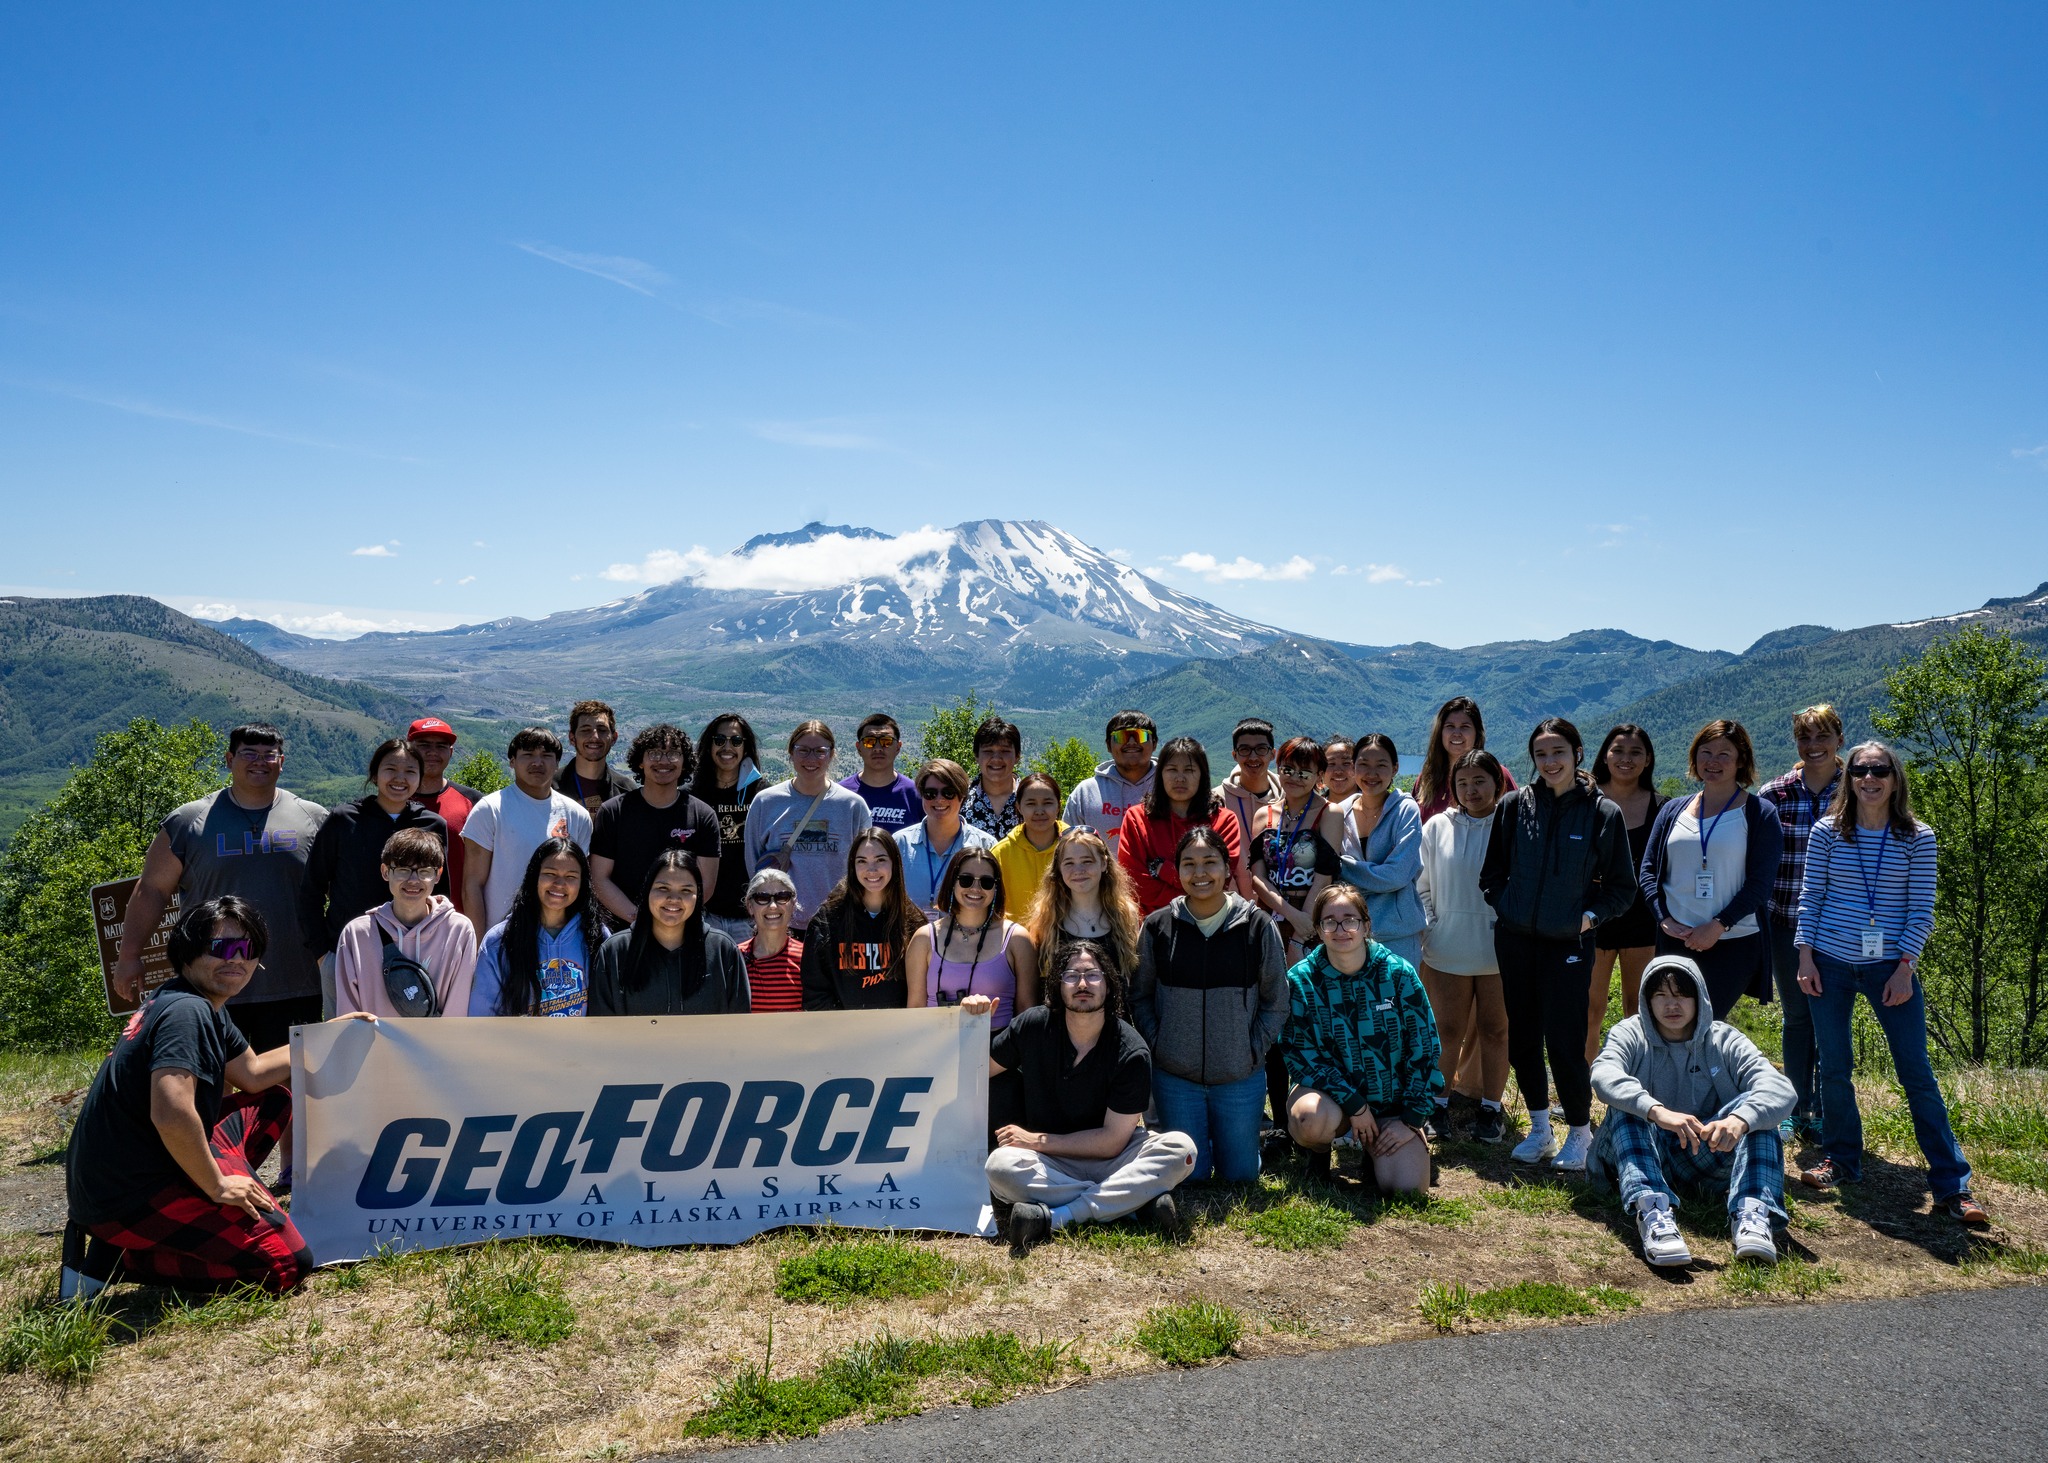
[1795, 818, 1936, 964]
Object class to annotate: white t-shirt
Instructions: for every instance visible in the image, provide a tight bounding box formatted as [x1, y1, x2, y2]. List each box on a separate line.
[463, 785, 593, 928]
[1662, 798, 1757, 936]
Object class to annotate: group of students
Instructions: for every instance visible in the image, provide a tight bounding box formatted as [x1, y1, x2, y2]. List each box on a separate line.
[61, 694, 1990, 1301]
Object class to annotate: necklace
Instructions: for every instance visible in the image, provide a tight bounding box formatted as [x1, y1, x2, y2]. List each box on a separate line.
[937, 914, 996, 1000]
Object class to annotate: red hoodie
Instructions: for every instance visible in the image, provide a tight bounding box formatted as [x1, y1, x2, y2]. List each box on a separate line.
[1116, 802, 1244, 916]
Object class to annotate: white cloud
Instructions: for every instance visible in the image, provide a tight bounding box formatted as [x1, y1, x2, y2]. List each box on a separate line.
[351, 542, 398, 557]
[749, 419, 885, 452]
[1332, 561, 1430, 586]
[182, 599, 454, 639]
[188, 601, 241, 619]
[2015, 444, 2048, 468]
[457, 575, 476, 585]
[517, 242, 669, 297]
[601, 526, 956, 596]
[1167, 552, 1315, 584]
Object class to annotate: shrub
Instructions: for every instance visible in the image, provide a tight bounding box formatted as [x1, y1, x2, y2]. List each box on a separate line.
[1, 1287, 127, 1384]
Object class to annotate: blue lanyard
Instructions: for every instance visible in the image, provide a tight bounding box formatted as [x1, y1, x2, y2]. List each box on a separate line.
[1696, 791, 1738, 866]
[1852, 827, 1891, 922]
[1273, 799, 1315, 885]
[924, 828, 956, 907]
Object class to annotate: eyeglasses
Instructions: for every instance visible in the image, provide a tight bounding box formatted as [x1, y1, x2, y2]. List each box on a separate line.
[1318, 915, 1366, 934]
[857, 735, 899, 751]
[1234, 743, 1273, 757]
[388, 866, 439, 883]
[232, 747, 282, 763]
[1109, 728, 1156, 748]
[711, 734, 746, 748]
[748, 890, 796, 906]
[208, 936, 256, 962]
[791, 745, 833, 761]
[1849, 763, 1894, 780]
[954, 873, 998, 891]
[1060, 969, 1106, 987]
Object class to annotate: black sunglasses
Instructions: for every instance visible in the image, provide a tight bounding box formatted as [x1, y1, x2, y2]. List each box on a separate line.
[711, 734, 747, 748]
[918, 784, 957, 800]
[954, 873, 998, 891]
[1849, 763, 1894, 780]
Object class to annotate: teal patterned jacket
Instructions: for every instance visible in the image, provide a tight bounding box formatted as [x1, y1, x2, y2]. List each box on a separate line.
[1281, 942, 1444, 1127]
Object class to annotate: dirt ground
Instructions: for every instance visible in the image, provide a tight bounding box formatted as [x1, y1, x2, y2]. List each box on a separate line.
[2, 1053, 2044, 1463]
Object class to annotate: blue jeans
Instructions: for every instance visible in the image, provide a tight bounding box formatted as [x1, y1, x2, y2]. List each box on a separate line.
[1770, 920, 1820, 1126]
[1153, 1068, 1266, 1183]
[1809, 951, 1972, 1199]
[1591, 1109, 1785, 1222]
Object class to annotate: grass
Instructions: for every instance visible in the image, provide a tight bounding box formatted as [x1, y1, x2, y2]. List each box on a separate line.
[1133, 1300, 1243, 1365]
[1417, 1281, 1471, 1333]
[1052, 1219, 1173, 1255]
[1482, 1180, 1578, 1216]
[1230, 1191, 1359, 1251]
[1371, 1191, 1479, 1228]
[158, 1285, 284, 1332]
[1721, 1257, 1843, 1299]
[686, 1330, 1082, 1440]
[1860, 1070, 2048, 1191]
[1960, 1244, 2048, 1279]
[438, 1242, 575, 1347]
[1, 1286, 126, 1384]
[1466, 1280, 1639, 1321]
[774, 1234, 969, 1305]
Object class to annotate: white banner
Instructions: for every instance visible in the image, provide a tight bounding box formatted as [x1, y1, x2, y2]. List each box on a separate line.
[289, 1009, 995, 1263]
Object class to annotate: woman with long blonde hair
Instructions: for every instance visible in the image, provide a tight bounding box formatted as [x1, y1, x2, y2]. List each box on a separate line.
[1027, 827, 1142, 984]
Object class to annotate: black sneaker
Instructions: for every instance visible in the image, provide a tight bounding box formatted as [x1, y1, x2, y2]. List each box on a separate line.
[1423, 1104, 1454, 1143]
[1008, 1201, 1052, 1253]
[1300, 1147, 1332, 1184]
[1140, 1192, 1179, 1233]
[1471, 1106, 1506, 1145]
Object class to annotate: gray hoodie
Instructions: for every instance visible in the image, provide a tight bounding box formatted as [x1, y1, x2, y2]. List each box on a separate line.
[1131, 894, 1290, 1087]
[1064, 758, 1157, 856]
[1590, 954, 1796, 1141]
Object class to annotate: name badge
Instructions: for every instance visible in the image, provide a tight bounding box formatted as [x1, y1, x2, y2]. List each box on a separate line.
[1862, 925, 1886, 960]
[1695, 870, 1715, 901]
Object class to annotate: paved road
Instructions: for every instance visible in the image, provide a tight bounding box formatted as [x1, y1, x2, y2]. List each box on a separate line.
[709, 1286, 2048, 1462]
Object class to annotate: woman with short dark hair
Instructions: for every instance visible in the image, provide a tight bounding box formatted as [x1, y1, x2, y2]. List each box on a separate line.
[62, 897, 373, 1299]
[1639, 720, 1781, 1021]
[894, 757, 996, 915]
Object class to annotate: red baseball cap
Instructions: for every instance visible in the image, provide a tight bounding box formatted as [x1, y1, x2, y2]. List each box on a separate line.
[407, 717, 458, 743]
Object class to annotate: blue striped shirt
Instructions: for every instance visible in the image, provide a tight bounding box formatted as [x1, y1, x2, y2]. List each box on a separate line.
[1795, 819, 1936, 964]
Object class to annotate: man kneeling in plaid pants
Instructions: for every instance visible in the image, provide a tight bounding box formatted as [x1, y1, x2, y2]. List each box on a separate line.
[1589, 954, 1795, 1271]
[62, 895, 374, 1298]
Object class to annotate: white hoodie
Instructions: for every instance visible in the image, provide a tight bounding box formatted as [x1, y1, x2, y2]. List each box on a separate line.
[1063, 758, 1157, 855]
[1415, 807, 1498, 975]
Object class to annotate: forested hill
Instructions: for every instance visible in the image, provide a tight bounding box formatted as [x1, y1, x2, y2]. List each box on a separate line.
[0, 595, 428, 803]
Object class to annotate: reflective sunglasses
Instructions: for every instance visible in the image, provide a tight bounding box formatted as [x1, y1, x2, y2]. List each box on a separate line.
[1109, 728, 1156, 748]
[1849, 763, 1894, 780]
[953, 873, 999, 891]
[208, 936, 256, 962]
[857, 735, 899, 751]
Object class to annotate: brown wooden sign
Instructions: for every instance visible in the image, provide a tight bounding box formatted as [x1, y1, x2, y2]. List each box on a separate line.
[90, 878, 181, 1015]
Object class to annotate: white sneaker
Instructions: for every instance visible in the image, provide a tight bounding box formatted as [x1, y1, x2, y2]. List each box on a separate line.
[1635, 1196, 1692, 1267]
[1551, 1124, 1594, 1172]
[1510, 1117, 1555, 1164]
[1731, 1199, 1777, 1263]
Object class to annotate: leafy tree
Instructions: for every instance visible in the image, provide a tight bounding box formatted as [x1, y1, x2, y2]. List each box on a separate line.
[0, 719, 225, 1051]
[1030, 736, 1099, 802]
[1873, 627, 2048, 1066]
[917, 691, 1001, 771]
[451, 747, 510, 795]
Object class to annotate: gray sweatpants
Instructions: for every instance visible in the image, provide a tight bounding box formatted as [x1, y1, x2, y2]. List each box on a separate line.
[985, 1129, 1196, 1224]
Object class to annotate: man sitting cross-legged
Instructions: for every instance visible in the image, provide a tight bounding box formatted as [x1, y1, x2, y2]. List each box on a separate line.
[975, 939, 1196, 1251]
[1589, 954, 1796, 1269]
[63, 896, 376, 1298]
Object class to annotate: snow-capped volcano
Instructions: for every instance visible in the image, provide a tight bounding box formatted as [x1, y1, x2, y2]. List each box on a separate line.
[248, 520, 1290, 708]
[585, 519, 1279, 657]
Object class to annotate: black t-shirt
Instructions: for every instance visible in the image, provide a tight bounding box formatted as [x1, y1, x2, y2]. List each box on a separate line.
[701, 780, 763, 918]
[556, 762, 638, 818]
[589, 789, 722, 906]
[66, 978, 251, 1226]
[1249, 819, 1340, 907]
[989, 1004, 1151, 1136]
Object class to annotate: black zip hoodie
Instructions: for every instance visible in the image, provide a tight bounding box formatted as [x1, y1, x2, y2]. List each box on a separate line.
[1478, 774, 1634, 942]
[298, 795, 450, 956]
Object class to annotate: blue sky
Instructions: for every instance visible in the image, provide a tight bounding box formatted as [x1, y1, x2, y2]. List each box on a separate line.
[3, 4, 2044, 650]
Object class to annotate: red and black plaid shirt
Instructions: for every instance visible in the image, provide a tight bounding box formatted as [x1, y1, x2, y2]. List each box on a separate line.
[1755, 763, 1841, 922]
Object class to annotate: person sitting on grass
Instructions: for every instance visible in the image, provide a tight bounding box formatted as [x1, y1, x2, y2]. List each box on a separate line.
[978, 940, 1197, 1252]
[1588, 954, 1796, 1269]
[1280, 883, 1442, 1193]
[62, 896, 375, 1298]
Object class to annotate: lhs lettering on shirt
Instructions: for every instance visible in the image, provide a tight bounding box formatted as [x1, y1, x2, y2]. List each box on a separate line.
[839, 941, 898, 989]
[213, 830, 302, 858]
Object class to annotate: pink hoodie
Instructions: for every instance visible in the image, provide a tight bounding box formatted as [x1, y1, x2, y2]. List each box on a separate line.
[334, 896, 478, 1018]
